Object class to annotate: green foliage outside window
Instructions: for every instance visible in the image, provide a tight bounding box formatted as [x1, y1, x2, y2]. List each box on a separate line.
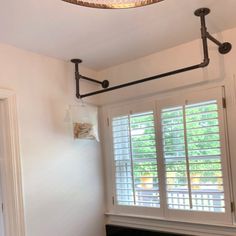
[131, 103, 223, 188]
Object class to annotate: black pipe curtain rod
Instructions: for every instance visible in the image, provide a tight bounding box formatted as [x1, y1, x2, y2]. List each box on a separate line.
[71, 8, 232, 99]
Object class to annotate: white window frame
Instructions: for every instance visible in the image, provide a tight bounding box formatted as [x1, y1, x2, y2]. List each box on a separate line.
[104, 86, 233, 226]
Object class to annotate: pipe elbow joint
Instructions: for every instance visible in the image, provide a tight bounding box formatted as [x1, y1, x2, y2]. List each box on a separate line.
[200, 58, 210, 67]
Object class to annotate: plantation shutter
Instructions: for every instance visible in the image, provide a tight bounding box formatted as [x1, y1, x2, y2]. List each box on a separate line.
[112, 111, 160, 208]
[161, 100, 226, 213]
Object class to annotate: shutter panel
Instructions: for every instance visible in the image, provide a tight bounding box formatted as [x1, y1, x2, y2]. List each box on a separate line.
[162, 106, 190, 210]
[161, 100, 226, 213]
[112, 111, 160, 208]
[186, 100, 225, 213]
[112, 115, 134, 206]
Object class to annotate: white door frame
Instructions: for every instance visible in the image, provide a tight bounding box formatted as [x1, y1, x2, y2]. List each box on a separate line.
[0, 89, 25, 236]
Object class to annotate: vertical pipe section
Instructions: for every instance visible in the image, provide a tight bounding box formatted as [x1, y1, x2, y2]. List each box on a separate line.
[199, 13, 210, 66]
[71, 59, 82, 99]
[75, 63, 80, 99]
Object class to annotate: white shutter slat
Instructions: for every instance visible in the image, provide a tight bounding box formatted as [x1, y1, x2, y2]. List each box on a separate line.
[162, 100, 226, 213]
[112, 111, 160, 208]
[186, 100, 225, 213]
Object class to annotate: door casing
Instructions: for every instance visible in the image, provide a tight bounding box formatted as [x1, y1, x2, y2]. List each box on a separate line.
[0, 89, 25, 236]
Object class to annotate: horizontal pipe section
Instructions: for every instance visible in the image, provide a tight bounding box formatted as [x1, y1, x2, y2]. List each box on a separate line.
[76, 10, 218, 99]
[80, 63, 204, 98]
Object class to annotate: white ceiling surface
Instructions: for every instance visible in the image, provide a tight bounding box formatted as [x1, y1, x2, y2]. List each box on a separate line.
[0, 0, 236, 70]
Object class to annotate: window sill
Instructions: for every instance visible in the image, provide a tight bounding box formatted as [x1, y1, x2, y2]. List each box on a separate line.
[105, 212, 236, 236]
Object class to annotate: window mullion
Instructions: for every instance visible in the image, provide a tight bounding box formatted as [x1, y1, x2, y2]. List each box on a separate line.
[183, 105, 193, 209]
[155, 105, 166, 214]
[128, 114, 136, 205]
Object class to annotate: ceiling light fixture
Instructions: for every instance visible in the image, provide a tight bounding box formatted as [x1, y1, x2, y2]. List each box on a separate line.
[62, 0, 164, 9]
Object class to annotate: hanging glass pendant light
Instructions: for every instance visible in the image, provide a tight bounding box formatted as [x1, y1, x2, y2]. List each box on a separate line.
[62, 0, 164, 9]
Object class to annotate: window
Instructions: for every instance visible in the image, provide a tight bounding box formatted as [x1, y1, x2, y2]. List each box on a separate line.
[162, 100, 225, 213]
[108, 87, 232, 224]
[112, 111, 159, 207]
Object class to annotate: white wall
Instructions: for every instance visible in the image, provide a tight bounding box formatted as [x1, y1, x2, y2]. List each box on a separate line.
[0, 43, 105, 236]
[1, 23, 236, 236]
[98, 26, 236, 230]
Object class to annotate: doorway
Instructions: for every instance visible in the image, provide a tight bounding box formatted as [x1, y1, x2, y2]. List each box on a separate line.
[0, 92, 25, 236]
[0, 166, 4, 236]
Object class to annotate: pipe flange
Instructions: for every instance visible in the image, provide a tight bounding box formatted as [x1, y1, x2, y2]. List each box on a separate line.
[102, 80, 109, 89]
[194, 8, 210, 17]
[219, 42, 232, 54]
[71, 59, 82, 64]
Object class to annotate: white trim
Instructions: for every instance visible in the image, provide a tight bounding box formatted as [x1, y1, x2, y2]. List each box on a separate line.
[224, 76, 236, 223]
[106, 213, 236, 236]
[0, 89, 25, 236]
[101, 81, 226, 110]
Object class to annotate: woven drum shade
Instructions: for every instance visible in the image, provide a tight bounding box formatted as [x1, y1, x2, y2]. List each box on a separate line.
[62, 0, 164, 9]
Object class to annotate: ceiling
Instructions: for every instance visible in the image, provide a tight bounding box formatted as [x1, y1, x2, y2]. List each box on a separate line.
[0, 0, 236, 70]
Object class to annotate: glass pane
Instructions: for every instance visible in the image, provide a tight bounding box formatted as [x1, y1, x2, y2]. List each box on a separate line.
[130, 111, 159, 208]
[186, 100, 225, 213]
[162, 100, 226, 213]
[112, 116, 134, 205]
[162, 106, 190, 210]
[112, 111, 159, 208]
